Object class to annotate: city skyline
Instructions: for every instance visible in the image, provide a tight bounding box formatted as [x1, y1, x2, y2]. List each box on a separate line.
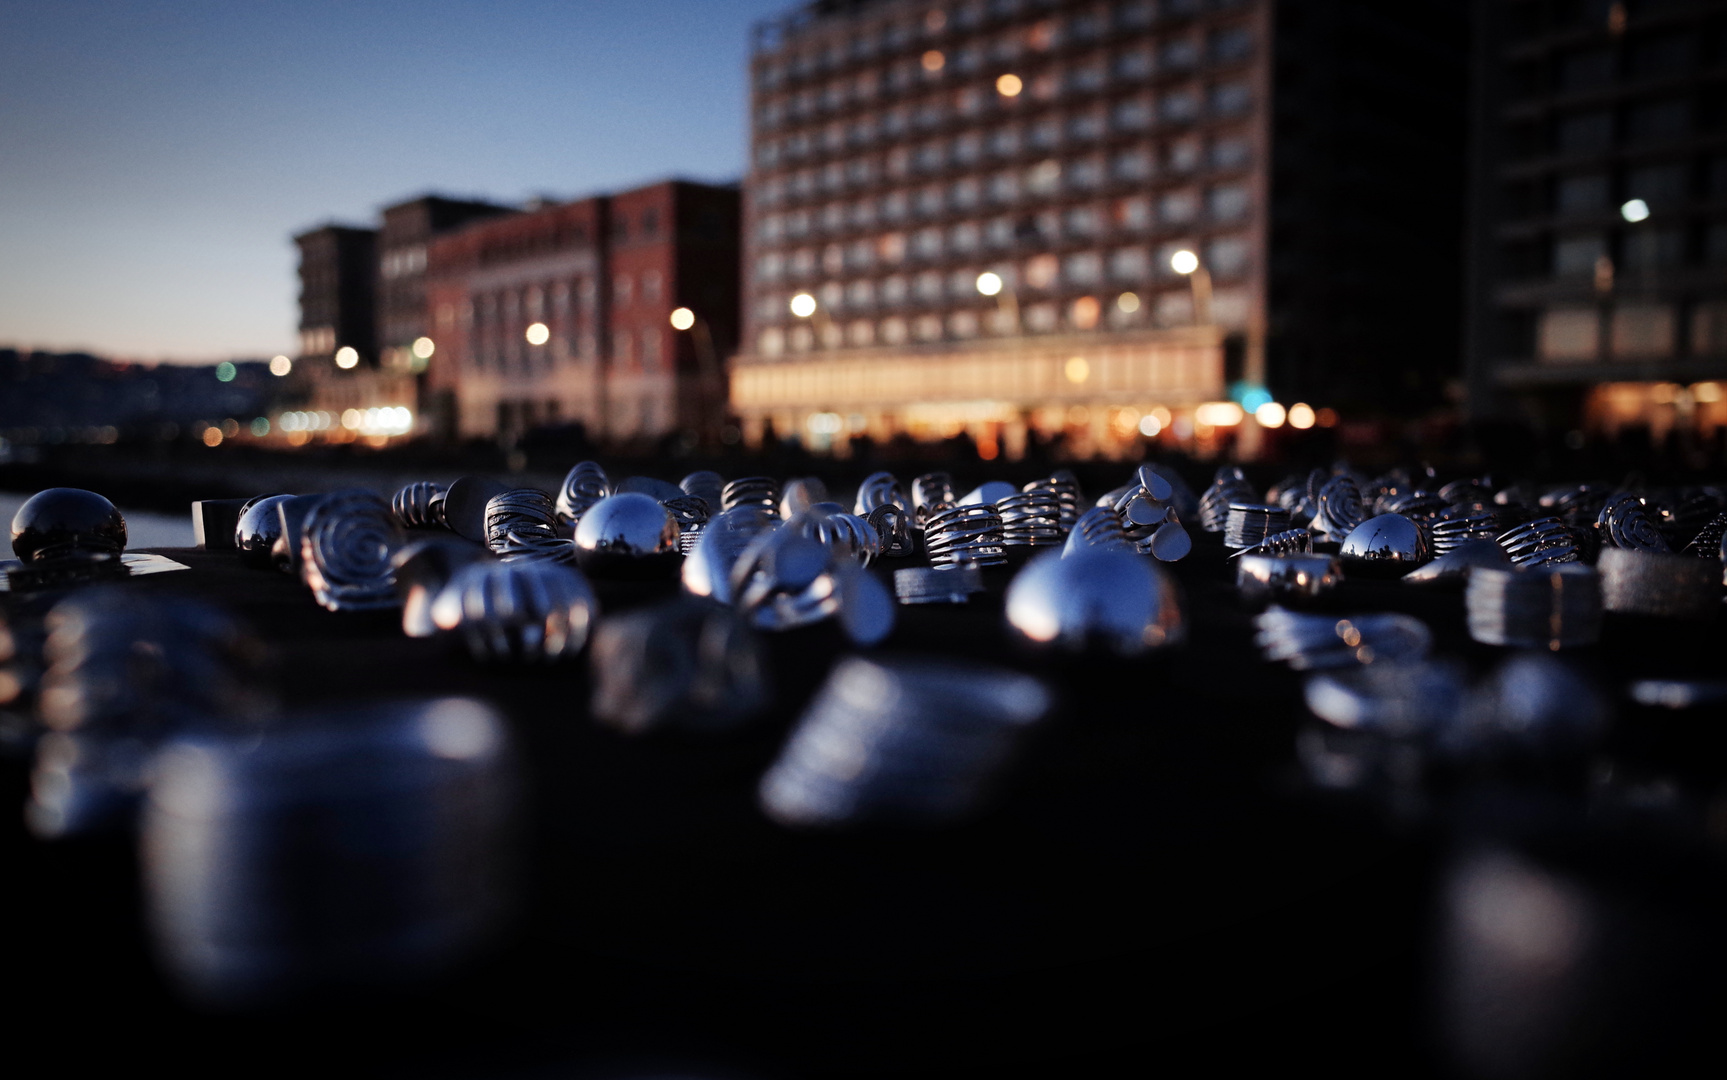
[0, 0, 785, 361]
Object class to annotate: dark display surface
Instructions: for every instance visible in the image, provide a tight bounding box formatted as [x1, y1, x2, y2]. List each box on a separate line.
[5, 528, 1723, 1076]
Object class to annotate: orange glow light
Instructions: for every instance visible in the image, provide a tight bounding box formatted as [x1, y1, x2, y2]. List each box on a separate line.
[996, 73, 1023, 97]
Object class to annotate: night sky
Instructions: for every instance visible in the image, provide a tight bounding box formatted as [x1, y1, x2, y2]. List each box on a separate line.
[0, 0, 788, 361]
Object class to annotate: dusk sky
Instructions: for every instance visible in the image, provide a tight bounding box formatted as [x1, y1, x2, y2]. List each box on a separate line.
[0, 0, 788, 361]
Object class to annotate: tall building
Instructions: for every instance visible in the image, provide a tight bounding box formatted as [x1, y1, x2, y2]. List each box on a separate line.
[1466, 0, 1727, 443]
[423, 179, 740, 444]
[732, 0, 1466, 458]
[294, 225, 377, 365]
[377, 195, 517, 373]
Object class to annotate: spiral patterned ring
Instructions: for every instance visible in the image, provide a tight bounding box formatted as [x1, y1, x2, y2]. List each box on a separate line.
[301, 490, 401, 611]
[391, 481, 447, 529]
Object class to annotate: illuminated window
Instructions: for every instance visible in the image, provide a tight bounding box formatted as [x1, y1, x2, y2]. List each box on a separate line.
[1110, 247, 1150, 281]
[1064, 206, 1102, 237]
[1210, 135, 1251, 170]
[1068, 109, 1107, 141]
[1160, 88, 1201, 124]
[1067, 157, 1104, 191]
[881, 275, 909, 306]
[1160, 38, 1199, 71]
[950, 177, 981, 209]
[1064, 251, 1104, 285]
[989, 126, 1021, 157]
[1612, 303, 1676, 357]
[1112, 98, 1152, 132]
[1029, 117, 1062, 150]
[847, 279, 876, 308]
[950, 221, 982, 253]
[915, 185, 946, 217]
[915, 313, 944, 341]
[1026, 159, 1061, 195]
[1206, 235, 1251, 277]
[915, 270, 944, 301]
[1113, 147, 1154, 181]
[1539, 307, 1599, 362]
[1158, 189, 1200, 224]
[1116, 196, 1152, 230]
[1208, 183, 1250, 222]
[988, 170, 1022, 203]
[1209, 82, 1252, 117]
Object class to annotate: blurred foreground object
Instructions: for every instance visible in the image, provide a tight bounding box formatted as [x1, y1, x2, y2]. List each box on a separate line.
[299, 490, 402, 612]
[590, 599, 768, 735]
[430, 559, 597, 663]
[759, 656, 1049, 827]
[1006, 549, 1184, 655]
[142, 698, 517, 1006]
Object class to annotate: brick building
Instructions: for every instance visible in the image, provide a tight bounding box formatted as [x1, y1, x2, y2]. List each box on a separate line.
[423, 180, 740, 444]
[732, 0, 1466, 457]
[1465, 0, 1727, 443]
[378, 195, 517, 374]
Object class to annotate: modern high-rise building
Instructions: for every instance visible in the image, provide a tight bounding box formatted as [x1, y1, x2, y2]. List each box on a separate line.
[1465, 0, 1727, 443]
[732, 0, 1467, 458]
[422, 179, 740, 444]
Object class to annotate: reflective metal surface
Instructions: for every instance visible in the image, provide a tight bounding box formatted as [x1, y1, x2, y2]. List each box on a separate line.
[1198, 466, 1253, 533]
[442, 476, 512, 543]
[485, 488, 573, 562]
[1310, 475, 1367, 544]
[923, 503, 1007, 568]
[1340, 513, 1430, 572]
[235, 494, 293, 568]
[893, 565, 985, 604]
[590, 599, 768, 734]
[854, 471, 908, 516]
[679, 470, 725, 513]
[1236, 552, 1343, 606]
[10, 487, 127, 563]
[571, 493, 681, 576]
[1598, 547, 1721, 619]
[390, 481, 447, 529]
[1254, 607, 1432, 670]
[1466, 564, 1602, 648]
[1005, 548, 1185, 655]
[556, 461, 612, 527]
[430, 558, 598, 662]
[142, 698, 517, 1004]
[721, 476, 781, 515]
[299, 490, 403, 612]
[1402, 539, 1511, 584]
[681, 506, 780, 604]
[758, 655, 1050, 827]
[392, 536, 491, 638]
[1495, 516, 1582, 568]
[958, 480, 1018, 506]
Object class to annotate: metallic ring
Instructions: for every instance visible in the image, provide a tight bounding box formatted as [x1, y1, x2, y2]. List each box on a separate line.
[1598, 547, 1721, 619]
[894, 565, 984, 604]
[923, 503, 1007, 568]
[758, 655, 1050, 827]
[1005, 548, 1185, 654]
[995, 487, 1064, 547]
[1063, 504, 1133, 554]
[854, 471, 909, 516]
[1198, 466, 1254, 533]
[1224, 502, 1293, 550]
[300, 490, 402, 612]
[1253, 606, 1432, 669]
[865, 504, 917, 557]
[1310, 475, 1366, 543]
[555, 461, 611, 527]
[391, 482, 447, 529]
[787, 507, 881, 566]
[681, 506, 780, 603]
[911, 471, 956, 526]
[722, 476, 781, 516]
[1465, 563, 1602, 648]
[1596, 493, 1671, 553]
[1494, 516, 1581, 567]
[1236, 552, 1342, 605]
[430, 558, 598, 662]
[679, 470, 726, 512]
[484, 488, 561, 558]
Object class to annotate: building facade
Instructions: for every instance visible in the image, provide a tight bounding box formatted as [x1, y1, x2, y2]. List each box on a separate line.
[378, 195, 517, 374]
[733, 0, 1467, 457]
[1466, 0, 1727, 442]
[423, 180, 740, 444]
[294, 225, 377, 366]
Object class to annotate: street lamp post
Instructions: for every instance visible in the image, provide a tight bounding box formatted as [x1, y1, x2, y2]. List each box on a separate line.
[670, 306, 725, 443]
[789, 292, 835, 348]
[975, 271, 1020, 333]
[1170, 249, 1212, 326]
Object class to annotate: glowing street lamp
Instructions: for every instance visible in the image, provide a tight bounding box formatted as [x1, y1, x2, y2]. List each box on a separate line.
[1621, 198, 1651, 223]
[669, 306, 697, 331]
[996, 73, 1023, 97]
[976, 271, 1019, 333]
[788, 292, 836, 347]
[412, 336, 435, 359]
[1170, 249, 1212, 326]
[334, 346, 359, 369]
[789, 293, 818, 318]
[525, 322, 550, 346]
[269, 354, 292, 377]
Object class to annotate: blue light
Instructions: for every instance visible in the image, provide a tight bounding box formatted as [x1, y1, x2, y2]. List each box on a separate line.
[1236, 385, 1273, 412]
[215, 361, 236, 383]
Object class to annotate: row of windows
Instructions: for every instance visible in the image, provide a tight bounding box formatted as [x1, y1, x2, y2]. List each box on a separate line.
[752, 237, 1250, 318]
[756, 131, 1248, 207]
[449, 272, 665, 327]
[1529, 30, 1727, 97]
[1549, 223, 1727, 277]
[754, 81, 1250, 168]
[1537, 300, 1727, 364]
[754, 285, 1249, 356]
[758, 0, 1246, 88]
[380, 245, 427, 280]
[1547, 156, 1727, 215]
[461, 327, 666, 371]
[755, 185, 1251, 259]
[755, 30, 1251, 128]
[1543, 96, 1703, 156]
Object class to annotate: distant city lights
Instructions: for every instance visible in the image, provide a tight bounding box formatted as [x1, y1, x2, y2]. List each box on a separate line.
[789, 293, 818, 318]
[1064, 357, 1090, 383]
[412, 336, 436, 359]
[807, 411, 845, 435]
[1170, 249, 1200, 275]
[996, 73, 1023, 97]
[1255, 401, 1287, 428]
[334, 346, 359, 369]
[202, 426, 223, 447]
[269, 355, 293, 376]
[1287, 402, 1317, 429]
[525, 322, 550, 346]
[1621, 198, 1651, 223]
[975, 272, 1003, 297]
[1138, 413, 1163, 437]
[1195, 401, 1245, 427]
[922, 49, 945, 72]
[1117, 292, 1141, 313]
[215, 361, 236, 382]
[669, 307, 696, 331]
[250, 417, 270, 436]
